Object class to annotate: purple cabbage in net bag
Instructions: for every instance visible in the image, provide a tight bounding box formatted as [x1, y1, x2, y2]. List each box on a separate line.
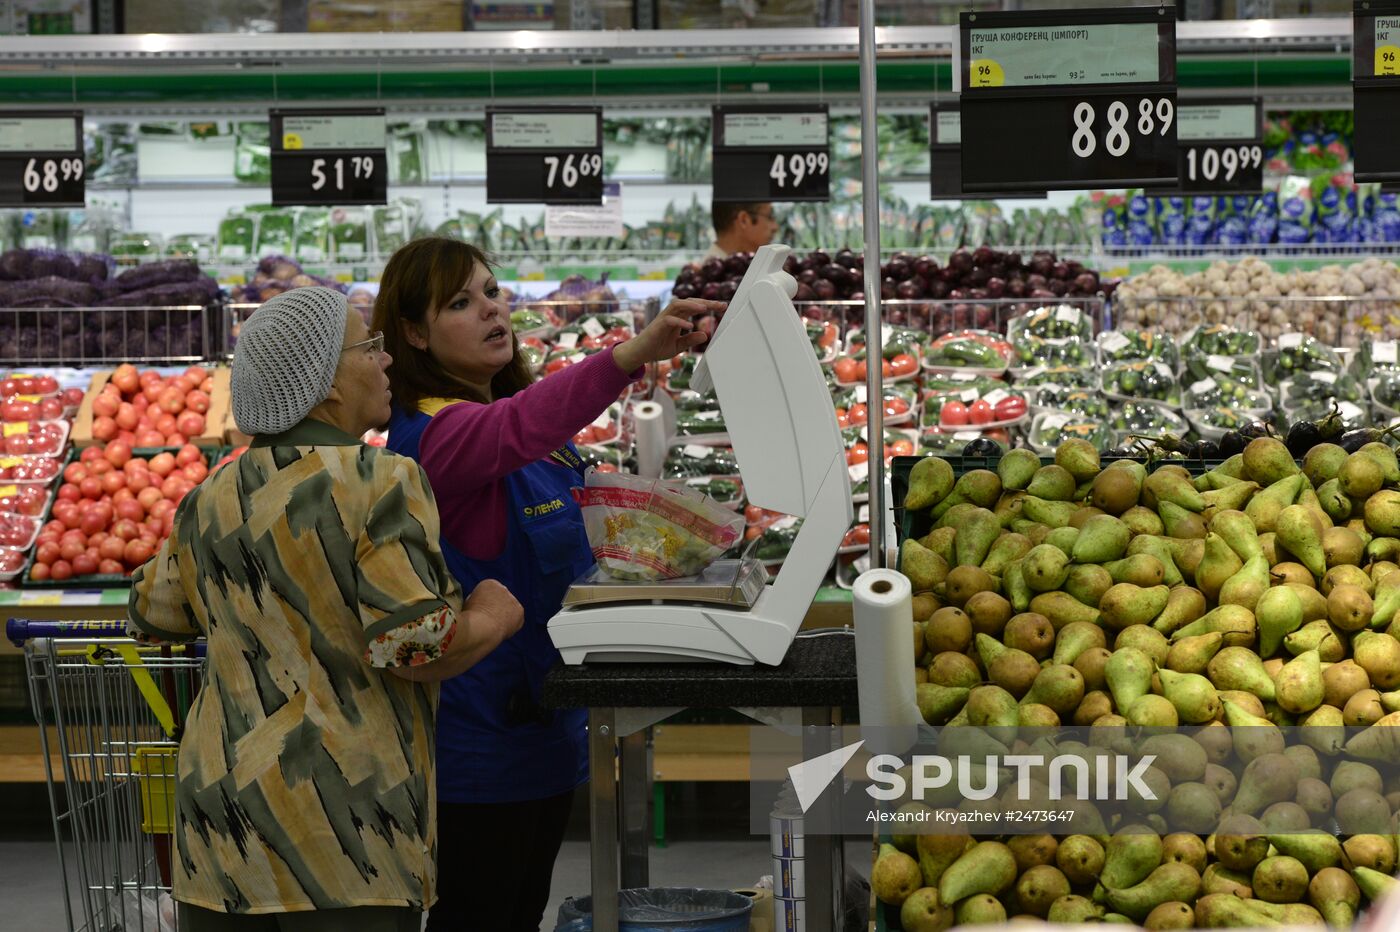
[0, 250, 32, 282]
[5, 276, 100, 306]
[75, 254, 112, 283]
[114, 258, 200, 291]
[100, 279, 218, 308]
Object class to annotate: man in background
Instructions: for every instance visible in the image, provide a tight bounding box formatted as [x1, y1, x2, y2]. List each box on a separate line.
[707, 200, 779, 258]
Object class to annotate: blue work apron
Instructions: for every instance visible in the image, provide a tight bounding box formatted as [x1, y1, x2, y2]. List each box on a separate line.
[388, 406, 590, 804]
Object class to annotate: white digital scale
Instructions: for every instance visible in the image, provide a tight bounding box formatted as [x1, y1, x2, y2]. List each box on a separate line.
[547, 244, 854, 665]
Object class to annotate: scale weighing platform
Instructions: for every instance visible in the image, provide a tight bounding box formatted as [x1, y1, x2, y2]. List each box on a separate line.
[548, 244, 854, 666]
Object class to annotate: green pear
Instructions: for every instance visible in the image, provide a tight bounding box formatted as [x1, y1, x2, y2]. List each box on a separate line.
[918, 526, 957, 565]
[1064, 563, 1114, 608]
[1015, 864, 1072, 919]
[1072, 514, 1131, 564]
[1359, 441, 1400, 482]
[1047, 895, 1106, 923]
[917, 828, 973, 888]
[1371, 569, 1400, 629]
[1021, 496, 1077, 529]
[1127, 535, 1186, 587]
[1103, 863, 1202, 922]
[1158, 669, 1221, 724]
[1145, 470, 1206, 513]
[996, 448, 1041, 492]
[916, 684, 969, 725]
[905, 456, 956, 511]
[953, 894, 1006, 926]
[901, 539, 950, 592]
[1351, 865, 1399, 901]
[1221, 698, 1287, 763]
[1099, 583, 1170, 630]
[899, 887, 954, 932]
[1340, 451, 1386, 500]
[1027, 464, 1078, 502]
[1115, 625, 1170, 667]
[1092, 465, 1143, 516]
[1052, 621, 1107, 666]
[1316, 477, 1353, 525]
[937, 502, 983, 532]
[981, 532, 1031, 577]
[930, 470, 1002, 521]
[1153, 586, 1208, 637]
[1196, 532, 1244, 602]
[1200, 862, 1255, 898]
[1044, 525, 1081, 557]
[1308, 867, 1360, 929]
[1285, 583, 1330, 623]
[1030, 591, 1102, 630]
[1354, 631, 1400, 689]
[1243, 436, 1298, 486]
[1003, 560, 1031, 613]
[1219, 554, 1271, 613]
[1246, 474, 1305, 535]
[1285, 619, 1346, 663]
[1159, 501, 1208, 540]
[1233, 752, 1301, 816]
[1256, 585, 1305, 658]
[1268, 830, 1343, 875]
[938, 841, 1017, 904]
[954, 508, 1003, 568]
[1165, 631, 1224, 675]
[1164, 537, 1206, 582]
[1303, 443, 1348, 486]
[1276, 504, 1327, 579]
[1364, 489, 1400, 538]
[1022, 544, 1070, 592]
[1274, 649, 1325, 715]
[1201, 480, 1260, 519]
[1214, 813, 1270, 872]
[1104, 647, 1155, 713]
[1213, 509, 1266, 563]
[1342, 710, 1400, 762]
[1172, 604, 1257, 649]
[1056, 438, 1101, 483]
[1020, 664, 1085, 717]
[1099, 826, 1164, 892]
[1103, 553, 1166, 587]
[1122, 505, 1167, 538]
[872, 843, 923, 905]
[1296, 485, 1334, 533]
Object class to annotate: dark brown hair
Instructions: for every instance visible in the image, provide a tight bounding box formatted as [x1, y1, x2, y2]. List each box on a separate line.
[711, 200, 769, 234]
[372, 237, 534, 413]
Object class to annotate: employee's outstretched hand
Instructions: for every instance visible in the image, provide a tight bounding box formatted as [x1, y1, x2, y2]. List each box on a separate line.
[613, 298, 726, 374]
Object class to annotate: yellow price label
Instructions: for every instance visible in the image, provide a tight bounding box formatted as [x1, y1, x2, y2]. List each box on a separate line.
[2, 422, 28, 437]
[969, 59, 1006, 88]
[1378, 45, 1400, 75]
[0, 457, 22, 469]
[282, 132, 304, 150]
[8, 373, 34, 379]
[0, 485, 17, 498]
[13, 395, 41, 403]
[519, 271, 546, 281]
[20, 593, 63, 606]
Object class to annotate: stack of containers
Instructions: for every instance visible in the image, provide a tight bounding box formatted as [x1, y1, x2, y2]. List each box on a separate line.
[770, 785, 805, 931]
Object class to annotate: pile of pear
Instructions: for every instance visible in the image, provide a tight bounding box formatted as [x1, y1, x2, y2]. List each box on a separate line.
[883, 437, 1400, 929]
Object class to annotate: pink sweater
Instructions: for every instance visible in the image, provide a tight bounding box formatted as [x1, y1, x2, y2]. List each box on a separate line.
[418, 347, 639, 561]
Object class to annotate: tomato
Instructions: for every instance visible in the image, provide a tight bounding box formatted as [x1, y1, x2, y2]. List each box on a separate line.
[154, 413, 178, 437]
[184, 366, 209, 383]
[111, 365, 140, 395]
[79, 512, 106, 537]
[35, 542, 60, 565]
[889, 439, 916, 457]
[834, 408, 850, 429]
[87, 459, 112, 476]
[847, 442, 870, 466]
[78, 477, 102, 500]
[72, 554, 99, 576]
[63, 462, 88, 484]
[969, 400, 995, 425]
[941, 402, 969, 426]
[848, 403, 869, 427]
[855, 360, 868, 381]
[115, 405, 139, 431]
[889, 353, 918, 377]
[40, 399, 64, 420]
[148, 453, 176, 477]
[59, 538, 85, 562]
[175, 444, 203, 467]
[49, 560, 72, 581]
[99, 559, 125, 576]
[833, 358, 859, 384]
[123, 539, 155, 567]
[61, 388, 84, 408]
[885, 397, 910, 417]
[29, 562, 49, 581]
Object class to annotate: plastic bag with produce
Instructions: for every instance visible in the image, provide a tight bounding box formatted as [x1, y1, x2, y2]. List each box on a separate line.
[573, 471, 744, 581]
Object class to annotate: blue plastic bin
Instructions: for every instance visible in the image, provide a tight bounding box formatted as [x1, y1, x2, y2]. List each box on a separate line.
[554, 887, 754, 932]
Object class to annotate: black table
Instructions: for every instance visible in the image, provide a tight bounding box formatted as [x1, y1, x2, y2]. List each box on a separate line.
[542, 633, 859, 932]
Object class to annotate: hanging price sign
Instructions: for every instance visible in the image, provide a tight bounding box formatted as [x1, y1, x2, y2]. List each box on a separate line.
[0, 111, 85, 208]
[929, 102, 1045, 200]
[712, 104, 830, 202]
[270, 108, 387, 206]
[487, 107, 604, 205]
[1354, 1, 1400, 183]
[958, 7, 1178, 192]
[1168, 98, 1264, 195]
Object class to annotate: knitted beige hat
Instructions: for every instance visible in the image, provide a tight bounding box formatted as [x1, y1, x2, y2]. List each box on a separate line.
[231, 287, 349, 435]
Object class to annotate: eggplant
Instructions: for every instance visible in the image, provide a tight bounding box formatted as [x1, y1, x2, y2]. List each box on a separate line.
[1285, 420, 1322, 457]
[1341, 428, 1386, 452]
[1218, 431, 1246, 457]
[962, 437, 1001, 457]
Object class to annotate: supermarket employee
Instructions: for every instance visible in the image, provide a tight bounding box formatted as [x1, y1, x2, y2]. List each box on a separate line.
[127, 287, 524, 930]
[374, 237, 722, 932]
[706, 199, 778, 258]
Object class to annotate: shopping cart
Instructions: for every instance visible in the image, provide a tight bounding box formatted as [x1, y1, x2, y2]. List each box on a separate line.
[7, 618, 205, 932]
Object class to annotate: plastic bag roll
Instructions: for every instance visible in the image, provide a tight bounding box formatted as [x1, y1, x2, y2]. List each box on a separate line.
[633, 401, 667, 479]
[852, 568, 921, 756]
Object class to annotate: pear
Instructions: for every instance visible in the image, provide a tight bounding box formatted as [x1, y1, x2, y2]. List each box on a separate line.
[996, 448, 1041, 492]
[1103, 863, 1202, 922]
[873, 843, 924, 906]
[899, 887, 954, 932]
[1056, 438, 1101, 483]
[1127, 694, 1179, 727]
[1162, 833, 1208, 874]
[916, 683, 969, 725]
[1022, 543, 1070, 592]
[1219, 554, 1271, 612]
[1274, 650, 1325, 715]
[917, 828, 973, 888]
[937, 841, 1017, 904]
[1103, 553, 1166, 587]
[930, 469, 1002, 521]
[1253, 855, 1310, 904]
[1158, 669, 1221, 724]
[1122, 505, 1167, 538]
[981, 532, 1031, 577]
[1071, 514, 1131, 564]
[1255, 586, 1305, 659]
[1323, 563, 1374, 596]
[1127, 535, 1185, 586]
[1327, 583, 1373, 632]
[1004, 612, 1055, 659]
[1342, 834, 1397, 874]
[1030, 591, 1102, 630]
[1276, 504, 1327, 579]
[1116, 624, 1169, 667]
[1092, 467, 1141, 516]
[1104, 647, 1155, 713]
[1027, 464, 1078, 502]
[1371, 569, 1400, 629]
[1064, 563, 1114, 608]
[928, 652, 980, 689]
[1213, 509, 1266, 563]
[1007, 834, 1058, 873]
[925, 606, 972, 654]
[1364, 489, 1400, 538]
[1222, 699, 1287, 763]
[1016, 865, 1072, 919]
[953, 894, 1006, 926]
[954, 508, 1002, 568]
[1342, 710, 1400, 762]
[1020, 664, 1085, 718]
[1316, 477, 1353, 524]
[1145, 470, 1206, 513]
[1166, 631, 1224, 675]
[1322, 658, 1371, 708]
[1045, 525, 1082, 558]
[1353, 865, 1400, 902]
[1300, 705, 1346, 756]
[1268, 830, 1343, 875]
[905, 456, 956, 511]
[1159, 501, 1208, 540]
[1194, 894, 1307, 928]
[1353, 632, 1400, 689]
[1340, 451, 1386, 500]
[1164, 537, 1206, 581]
[945, 565, 997, 609]
[1099, 826, 1164, 892]
[1296, 485, 1335, 533]
[1215, 813, 1270, 872]
[1051, 621, 1106, 666]
[1359, 440, 1400, 481]
[1196, 532, 1244, 602]
[918, 525, 957, 565]
[1021, 496, 1077, 529]
[937, 503, 982, 532]
[1234, 752, 1301, 816]
[1165, 782, 1221, 833]
[1285, 619, 1346, 663]
[1048, 895, 1106, 924]
[1322, 525, 1364, 568]
[1303, 443, 1348, 485]
[1308, 867, 1360, 929]
[1099, 583, 1170, 630]
[1172, 604, 1257, 649]
[1003, 560, 1031, 613]
[1201, 480, 1259, 519]
[901, 540, 949, 592]
[1246, 474, 1305, 535]
[1153, 586, 1208, 637]
[1244, 436, 1298, 486]
[976, 636, 1040, 700]
[1075, 651, 1113, 695]
[965, 591, 1013, 638]
[1201, 862, 1254, 898]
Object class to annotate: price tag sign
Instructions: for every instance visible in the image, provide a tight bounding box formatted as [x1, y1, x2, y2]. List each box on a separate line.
[712, 104, 830, 202]
[270, 108, 387, 207]
[958, 7, 1178, 192]
[1354, 1, 1400, 183]
[929, 102, 1046, 201]
[1168, 98, 1264, 195]
[486, 107, 604, 205]
[0, 110, 84, 208]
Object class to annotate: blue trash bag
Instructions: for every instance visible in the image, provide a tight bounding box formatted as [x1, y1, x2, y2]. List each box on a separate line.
[554, 887, 753, 932]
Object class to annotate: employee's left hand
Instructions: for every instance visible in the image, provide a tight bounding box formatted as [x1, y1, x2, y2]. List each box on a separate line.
[612, 299, 725, 374]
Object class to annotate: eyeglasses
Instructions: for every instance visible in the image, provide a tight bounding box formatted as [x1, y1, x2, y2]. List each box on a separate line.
[343, 331, 385, 355]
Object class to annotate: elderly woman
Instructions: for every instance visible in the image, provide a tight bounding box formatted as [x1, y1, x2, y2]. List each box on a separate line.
[127, 286, 523, 931]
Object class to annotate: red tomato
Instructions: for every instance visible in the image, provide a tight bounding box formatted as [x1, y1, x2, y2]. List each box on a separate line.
[64, 462, 88, 484]
[49, 560, 72, 581]
[941, 402, 969, 426]
[889, 439, 916, 457]
[148, 453, 176, 477]
[29, 562, 50, 581]
[99, 537, 126, 562]
[848, 403, 869, 427]
[79, 477, 102, 500]
[98, 559, 125, 576]
[35, 541, 60, 565]
[847, 442, 870, 466]
[123, 539, 154, 567]
[889, 353, 918, 377]
[175, 444, 203, 467]
[833, 358, 859, 384]
[885, 397, 910, 418]
[72, 554, 99, 576]
[969, 400, 995, 425]
[834, 408, 850, 429]
[59, 539, 85, 562]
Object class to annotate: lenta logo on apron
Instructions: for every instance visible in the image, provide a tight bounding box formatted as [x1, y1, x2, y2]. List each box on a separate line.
[522, 498, 567, 519]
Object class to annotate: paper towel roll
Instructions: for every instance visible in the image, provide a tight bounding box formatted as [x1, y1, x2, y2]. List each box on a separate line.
[633, 401, 667, 479]
[853, 568, 921, 756]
